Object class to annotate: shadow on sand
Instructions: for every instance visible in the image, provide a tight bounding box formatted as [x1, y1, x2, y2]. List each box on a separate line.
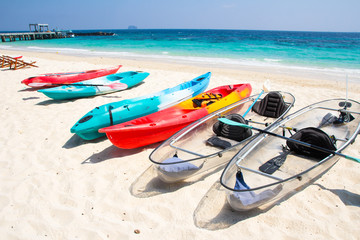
[193, 181, 360, 230]
[18, 88, 39, 92]
[82, 145, 144, 164]
[35, 92, 125, 105]
[193, 181, 278, 230]
[36, 98, 80, 106]
[63, 134, 107, 149]
[22, 96, 40, 101]
[314, 183, 360, 207]
[130, 164, 225, 198]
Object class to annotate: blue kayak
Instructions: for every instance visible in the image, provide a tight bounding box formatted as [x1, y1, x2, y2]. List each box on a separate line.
[70, 72, 211, 140]
[38, 71, 149, 100]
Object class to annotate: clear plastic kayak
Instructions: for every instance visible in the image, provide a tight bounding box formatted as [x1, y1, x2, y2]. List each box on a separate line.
[220, 98, 360, 211]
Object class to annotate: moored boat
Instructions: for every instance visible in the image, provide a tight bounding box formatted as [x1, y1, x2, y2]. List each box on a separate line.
[220, 98, 360, 211]
[71, 72, 211, 140]
[99, 83, 252, 149]
[149, 91, 295, 183]
[21, 65, 121, 88]
[38, 71, 149, 100]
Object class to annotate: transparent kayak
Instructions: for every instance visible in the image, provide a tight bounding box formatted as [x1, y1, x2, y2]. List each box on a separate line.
[149, 91, 295, 183]
[220, 98, 360, 211]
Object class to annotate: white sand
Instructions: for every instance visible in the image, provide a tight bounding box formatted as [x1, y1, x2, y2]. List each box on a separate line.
[0, 50, 359, 239]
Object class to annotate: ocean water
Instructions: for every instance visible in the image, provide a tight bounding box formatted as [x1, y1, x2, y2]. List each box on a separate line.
[1, 29, 360, 81]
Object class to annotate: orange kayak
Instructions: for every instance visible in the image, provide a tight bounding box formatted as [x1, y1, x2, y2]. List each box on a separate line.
[99, 83, 252, 149]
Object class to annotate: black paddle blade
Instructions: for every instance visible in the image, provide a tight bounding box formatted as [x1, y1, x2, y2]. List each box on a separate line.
[259, 147, 290, 174]
[318, 113, 337, 128]
[206, 136, 231, 149]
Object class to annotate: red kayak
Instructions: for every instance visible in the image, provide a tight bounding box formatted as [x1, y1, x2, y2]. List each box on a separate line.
[21, 65, 121, 88]
[99, 84, 252, 149]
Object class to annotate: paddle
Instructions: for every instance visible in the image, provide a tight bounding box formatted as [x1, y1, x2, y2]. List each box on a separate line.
[247, 119, 299, 131]
[218, 118, 360, 163]
[30, 82, 128, 90]
[242, 79, 271, 117]
[318, 113, 338, 128]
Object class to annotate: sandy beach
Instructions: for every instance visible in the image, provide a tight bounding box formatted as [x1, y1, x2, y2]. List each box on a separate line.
[0, 50, 359, 239]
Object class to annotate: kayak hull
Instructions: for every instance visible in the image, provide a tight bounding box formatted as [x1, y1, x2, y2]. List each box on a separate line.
[107, 120, 196, 149]
[149, 91, 295, 183]
[100, 84, 252, 149]
[21, 65, 121, 88]
[38, 71, 149, 100]
[220, 98, 360, 211]
[71, 72, 211, 140]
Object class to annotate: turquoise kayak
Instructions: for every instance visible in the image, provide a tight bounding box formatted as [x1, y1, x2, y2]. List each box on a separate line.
[38, 71, 149, 100]
[70, 72, 211, 140]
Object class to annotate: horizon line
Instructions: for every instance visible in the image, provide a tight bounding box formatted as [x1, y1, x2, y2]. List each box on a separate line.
[1, 28, 359, 34]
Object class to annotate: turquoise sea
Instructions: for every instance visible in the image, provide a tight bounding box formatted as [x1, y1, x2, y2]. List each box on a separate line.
[1, 29, 360, 81]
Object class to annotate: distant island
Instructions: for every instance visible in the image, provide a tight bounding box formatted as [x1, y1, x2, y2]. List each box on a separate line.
[128, 25, 138, 29]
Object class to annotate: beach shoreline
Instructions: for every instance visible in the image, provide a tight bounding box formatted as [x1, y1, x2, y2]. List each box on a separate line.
[0, 49, 359, 239]
[2, 45, 360, 83]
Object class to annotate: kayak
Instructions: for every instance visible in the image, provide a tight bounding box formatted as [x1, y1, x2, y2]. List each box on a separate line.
[220, 98, 360, 211]
[99, 84, 252, 149]
[71, 72, 211, 140]
[21, 65, 121, 88]
[37, 71, 149, 100]
[149, 91, 295, 183]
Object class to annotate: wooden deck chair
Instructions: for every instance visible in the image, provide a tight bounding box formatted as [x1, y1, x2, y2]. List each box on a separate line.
[1, 55, 24, 69]
[11, 58, 37, 70]
[0, 56, 6, 68]
[1, 55, 18, 68]
[2, 55, 37, 70]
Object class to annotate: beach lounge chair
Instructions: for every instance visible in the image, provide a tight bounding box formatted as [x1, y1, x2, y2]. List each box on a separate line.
[1, 55, 20, 68]
[1, 55, 37, 70]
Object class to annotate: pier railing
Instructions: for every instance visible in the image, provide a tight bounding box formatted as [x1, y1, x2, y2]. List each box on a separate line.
[0, 32, 65, 42]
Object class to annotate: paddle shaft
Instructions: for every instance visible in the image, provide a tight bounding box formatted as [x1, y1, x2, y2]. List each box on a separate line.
[242, 90, 264, 117]
[32, 82, 126, 89]
[247, 119, 298, 131]
[247, 119, 349, 142]
[219, 118, 360, 163]
[52, 83, 111, 87]
[48, 82, 123, 87]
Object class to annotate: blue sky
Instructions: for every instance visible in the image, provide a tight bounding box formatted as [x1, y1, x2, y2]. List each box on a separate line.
[1, 0, 359, 32]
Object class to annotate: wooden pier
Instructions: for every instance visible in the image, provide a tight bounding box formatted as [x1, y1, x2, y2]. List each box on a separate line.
[0, 32, 65, 42]
[1, 24, 67, 42]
